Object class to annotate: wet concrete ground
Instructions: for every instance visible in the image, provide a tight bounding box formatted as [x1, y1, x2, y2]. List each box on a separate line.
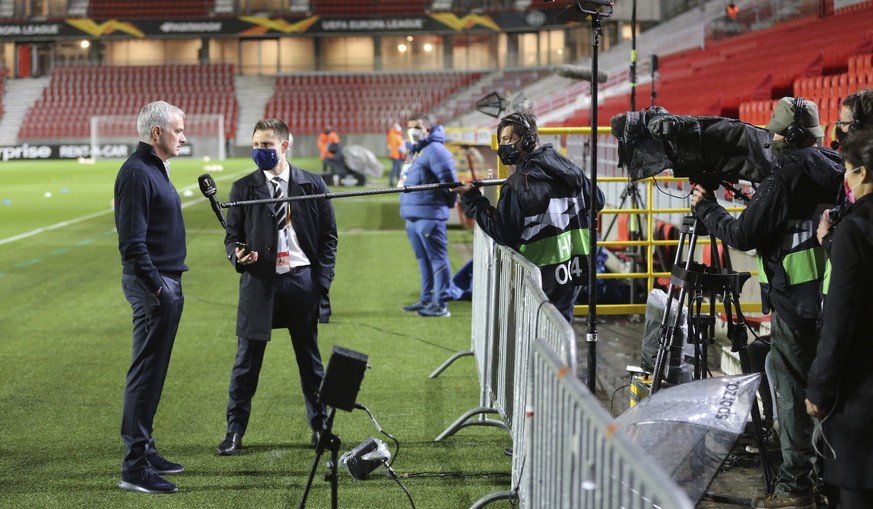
[573, 315, 777, 508]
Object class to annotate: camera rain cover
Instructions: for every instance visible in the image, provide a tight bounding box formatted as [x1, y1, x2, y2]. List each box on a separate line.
[613, 107, 777, 184]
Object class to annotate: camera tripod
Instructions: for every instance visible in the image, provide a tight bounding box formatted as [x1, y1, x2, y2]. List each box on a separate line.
[649, 215, 775, 498]
[299, 408, 340, 509]
[601, 182, 646, 304]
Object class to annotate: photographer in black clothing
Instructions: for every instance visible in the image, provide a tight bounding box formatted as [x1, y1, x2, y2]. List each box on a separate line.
[454, 113, 604, 323]
[691, 97, 843, 508]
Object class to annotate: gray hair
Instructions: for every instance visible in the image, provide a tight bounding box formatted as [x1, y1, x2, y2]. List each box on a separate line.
[137, 101, 185, 143]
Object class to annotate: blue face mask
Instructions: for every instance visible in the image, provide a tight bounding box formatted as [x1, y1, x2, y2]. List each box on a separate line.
[252, 148, 279, 171]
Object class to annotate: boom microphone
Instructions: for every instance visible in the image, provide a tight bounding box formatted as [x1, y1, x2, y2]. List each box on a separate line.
[198, 173, 227, 228]
[555, 64, 609, 83]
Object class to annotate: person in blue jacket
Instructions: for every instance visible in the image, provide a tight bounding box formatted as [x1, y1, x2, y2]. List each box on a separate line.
[399, 113, 459, 317]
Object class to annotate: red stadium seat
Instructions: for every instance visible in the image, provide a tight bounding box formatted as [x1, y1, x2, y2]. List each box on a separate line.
[18, 64, 238, 142]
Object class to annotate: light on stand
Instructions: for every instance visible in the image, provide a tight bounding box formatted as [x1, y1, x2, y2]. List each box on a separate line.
[299, 346, 369, 509]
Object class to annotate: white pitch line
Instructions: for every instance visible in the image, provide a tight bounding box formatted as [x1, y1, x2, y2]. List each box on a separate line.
[0, 168, 253, 246]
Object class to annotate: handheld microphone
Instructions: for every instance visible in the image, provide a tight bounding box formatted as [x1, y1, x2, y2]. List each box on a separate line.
[198, 174, 227, 228]
[554, 64, 609, 83]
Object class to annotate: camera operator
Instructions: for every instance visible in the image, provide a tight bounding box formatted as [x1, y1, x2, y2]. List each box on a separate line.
[453, 112, 604, 324]
[690, 97, 843, 509]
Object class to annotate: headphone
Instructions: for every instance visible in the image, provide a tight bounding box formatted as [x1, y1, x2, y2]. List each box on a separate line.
[503, 113, 537, 152]
[783, 96, 807, 148]
[851, 98, 865, 130]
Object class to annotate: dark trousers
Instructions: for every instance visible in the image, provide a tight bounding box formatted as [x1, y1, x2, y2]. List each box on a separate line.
[120, 274, 184, 473]
[226, 267, 327, 436]
[769, 312, 818, 496]
[838, 487, 873, 509]
[550, 285, 581, 324]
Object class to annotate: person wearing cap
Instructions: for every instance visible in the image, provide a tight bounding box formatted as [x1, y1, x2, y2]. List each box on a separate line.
[691, 97, 843, 508]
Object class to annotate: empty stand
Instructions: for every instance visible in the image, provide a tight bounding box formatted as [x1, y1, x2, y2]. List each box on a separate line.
[90, 0, 215, 19]
[563, 2, 873, 136]
[18, 64, 238, 141]
[265, 71, 480, 134]
[439, 68, 549, 122]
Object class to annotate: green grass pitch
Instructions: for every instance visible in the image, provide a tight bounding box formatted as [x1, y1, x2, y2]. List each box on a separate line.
[0, 156, 513, 508]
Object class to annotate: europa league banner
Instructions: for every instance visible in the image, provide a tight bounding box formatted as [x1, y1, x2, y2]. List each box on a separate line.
[0, 9, 569, 41]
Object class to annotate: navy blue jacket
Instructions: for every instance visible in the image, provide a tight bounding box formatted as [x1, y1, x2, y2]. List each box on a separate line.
[115, 142, 188, 293]
[399, 125, 458, 220]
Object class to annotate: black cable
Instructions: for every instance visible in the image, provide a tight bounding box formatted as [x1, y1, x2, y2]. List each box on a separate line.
[400, 471, 511, 479]
[385, 465, 416, 509]
[610, 382, 631, 414]
[355, 403, 400, 467]
[650, 176, 693, 200]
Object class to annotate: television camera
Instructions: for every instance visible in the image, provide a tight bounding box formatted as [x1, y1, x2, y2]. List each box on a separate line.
[611, 106, 777, 191]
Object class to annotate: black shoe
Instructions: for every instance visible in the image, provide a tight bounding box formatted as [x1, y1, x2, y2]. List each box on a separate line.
[147, 451, 184, 474]
[310, 430, 321, 448]
[402, 301, 430, 312]
[217, 432, 242, 456]
[118, 467, 177, 494]
[417, 303, 450, 317]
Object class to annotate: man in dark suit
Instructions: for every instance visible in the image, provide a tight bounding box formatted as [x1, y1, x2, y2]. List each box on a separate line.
[217, 119, 337, 455]
[115, 101, 188, 494]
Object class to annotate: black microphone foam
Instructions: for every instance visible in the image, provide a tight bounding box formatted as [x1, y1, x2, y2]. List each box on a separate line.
[555, 64, 609, 83]
[198, 174, 227, 228]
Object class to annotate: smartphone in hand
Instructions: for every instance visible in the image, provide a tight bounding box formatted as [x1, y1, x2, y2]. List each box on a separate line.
[235, 241, 250, 255]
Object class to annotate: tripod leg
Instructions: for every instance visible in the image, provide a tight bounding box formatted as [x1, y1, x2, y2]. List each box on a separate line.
[329, 435, 339, 509]
[737, 345, 776, 493]
[299, 408, 338, 509]
[300, 437, 326, 508]
[724, 294, 776, 494]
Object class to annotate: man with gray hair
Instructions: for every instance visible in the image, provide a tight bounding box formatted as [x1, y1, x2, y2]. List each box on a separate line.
[115, 101, 187, 494]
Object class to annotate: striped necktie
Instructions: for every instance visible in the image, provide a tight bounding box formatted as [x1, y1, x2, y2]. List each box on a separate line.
[272, 176, 286, 231]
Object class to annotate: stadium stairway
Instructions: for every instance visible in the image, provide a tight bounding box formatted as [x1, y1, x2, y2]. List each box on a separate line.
[0, 77, 50, 145]
[234, 75, 276, 148]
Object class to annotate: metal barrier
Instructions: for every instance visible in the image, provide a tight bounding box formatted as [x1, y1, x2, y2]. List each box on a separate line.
[433, 225, 580, 508]
[522, 339, 693, 509]
[431, 226, 506, 439]
[432, 225, 691, 508]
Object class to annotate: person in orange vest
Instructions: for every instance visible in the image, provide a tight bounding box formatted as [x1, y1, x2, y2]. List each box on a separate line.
[725, 1, 739, 20]
[386, 123, 407, 186]
[317, 126, 339, 172]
